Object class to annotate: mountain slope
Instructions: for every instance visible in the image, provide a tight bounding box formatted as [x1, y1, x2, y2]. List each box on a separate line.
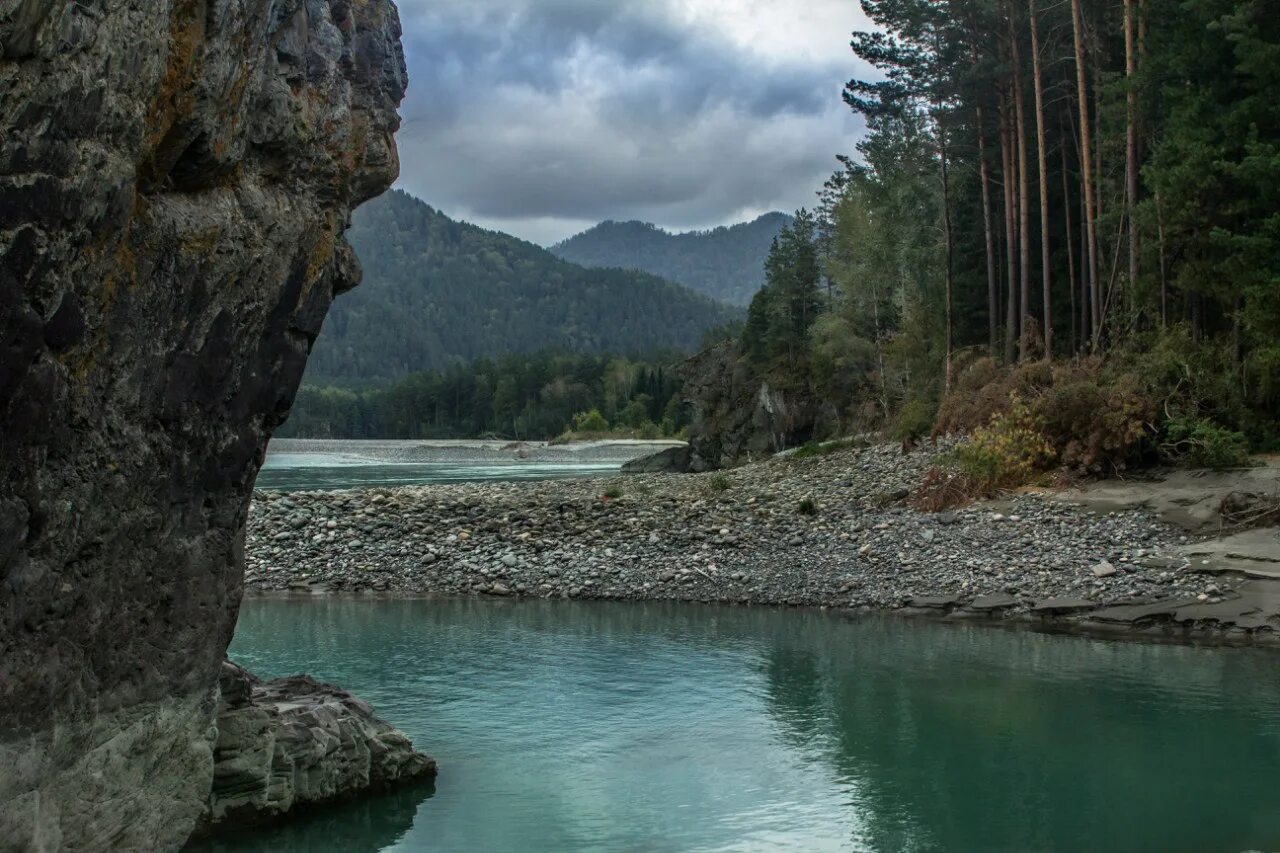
[307, 190, 738, 386]
[550, 212, 793, 306]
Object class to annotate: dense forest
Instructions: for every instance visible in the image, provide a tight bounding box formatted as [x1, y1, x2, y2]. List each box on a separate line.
[732, 0, 1278, 478]
[551, 213, 793, 305]
[280, 351, 689, 440]
[306, 190, 738, 386]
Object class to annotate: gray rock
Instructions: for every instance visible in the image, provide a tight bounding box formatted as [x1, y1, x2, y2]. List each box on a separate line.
[621, 445, 691, 473]
[193, 662, 434, 837]
[0, 2, 409, 848]
[1031, 597, 1098, 614]
[1092, 561, 1118, 578]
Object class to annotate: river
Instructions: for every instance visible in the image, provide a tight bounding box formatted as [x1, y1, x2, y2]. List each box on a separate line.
[255, 438, 675, 491]
[192, 597, 1280, 852]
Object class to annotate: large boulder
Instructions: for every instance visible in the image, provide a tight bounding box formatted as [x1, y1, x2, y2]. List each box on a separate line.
[192, 662, 436, 837]
[0, 2, 408, 849]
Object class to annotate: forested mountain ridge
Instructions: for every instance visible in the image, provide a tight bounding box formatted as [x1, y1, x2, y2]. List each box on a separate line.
[306, 190, 738, 386]
[550, 212, 793, 305]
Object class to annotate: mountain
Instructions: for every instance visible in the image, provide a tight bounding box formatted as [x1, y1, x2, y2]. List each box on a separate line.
[549, 212, 794, 306]
[306, 190, 739, 386]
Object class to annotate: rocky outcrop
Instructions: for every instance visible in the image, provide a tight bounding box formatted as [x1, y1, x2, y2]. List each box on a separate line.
[0, 2, 408, 850]
[679, 342, 822, 469]
[621, 444, 692, 473]
[191, 662, 435, 837]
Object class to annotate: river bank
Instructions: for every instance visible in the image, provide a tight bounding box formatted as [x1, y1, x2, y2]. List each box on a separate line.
[245, 444, 1280, 645]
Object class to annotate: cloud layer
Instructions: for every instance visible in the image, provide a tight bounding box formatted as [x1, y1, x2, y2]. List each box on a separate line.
[391, 0, 871, 245]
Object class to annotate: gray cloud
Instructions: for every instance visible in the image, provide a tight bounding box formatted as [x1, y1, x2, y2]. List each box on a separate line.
[389, 0, 870, 245]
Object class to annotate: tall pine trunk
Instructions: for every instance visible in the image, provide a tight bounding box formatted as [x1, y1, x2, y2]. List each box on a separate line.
[977, 106, 1000, 356]
[939, 118, 955, 391]
[1060, 113, 1079, 354]
[1125, 0, 1139, 304]
[999, 88, 1019, 364]
[1029, 0, 1052, 358]
[1011, 13, 1031, 360]
[1070, 0, 1102, 350]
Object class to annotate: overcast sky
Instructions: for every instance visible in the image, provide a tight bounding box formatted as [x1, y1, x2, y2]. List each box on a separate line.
[391, 0, 874, 246]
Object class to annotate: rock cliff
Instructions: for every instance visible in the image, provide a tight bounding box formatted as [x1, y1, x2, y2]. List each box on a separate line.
[0, 1, 409, 849]
[679, 342, 820, 469]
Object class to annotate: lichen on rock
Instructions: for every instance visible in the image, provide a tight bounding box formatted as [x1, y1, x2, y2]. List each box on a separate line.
[0, 1, 411, 849]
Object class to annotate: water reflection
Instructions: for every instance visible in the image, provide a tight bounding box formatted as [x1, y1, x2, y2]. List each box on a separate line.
[214, 598, 1280, 852]
[187, 779, 437, 853]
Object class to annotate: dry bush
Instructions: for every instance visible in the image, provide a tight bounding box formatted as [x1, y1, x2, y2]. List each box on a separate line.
[934, 358, 1158, 474]
[910, 467, 984, 512]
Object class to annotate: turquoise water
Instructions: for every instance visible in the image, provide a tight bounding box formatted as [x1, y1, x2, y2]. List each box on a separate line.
[198, 599, 1280, 852]
[255, 452, 619, 491]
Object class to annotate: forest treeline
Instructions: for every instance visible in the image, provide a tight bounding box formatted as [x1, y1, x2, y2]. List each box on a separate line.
[279, 351, 690, 441]
[551, 213, 793, 306]
[306, 190, 738, 386]
[737, 0, 1278, 468]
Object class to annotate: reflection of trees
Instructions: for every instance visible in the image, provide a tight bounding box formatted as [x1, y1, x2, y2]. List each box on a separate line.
[757, 616, 1280, 852]
[186, 777, 436, 853]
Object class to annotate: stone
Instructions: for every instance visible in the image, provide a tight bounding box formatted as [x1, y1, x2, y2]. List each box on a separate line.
[192, 662, 435, 837]
[1092, 561, 1118, 578]
[0, 2, 409, 849]
[621, 444, 691, 473]
[967, 593, 1020, 611]
[1030, 597, 1098, 614]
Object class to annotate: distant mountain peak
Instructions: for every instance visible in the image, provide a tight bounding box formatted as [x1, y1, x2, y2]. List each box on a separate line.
[550, 212, 793, 305]
[304, 190, 739, 386]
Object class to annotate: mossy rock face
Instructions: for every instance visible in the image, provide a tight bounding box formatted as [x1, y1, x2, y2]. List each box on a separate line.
[0, 2, 407, 848]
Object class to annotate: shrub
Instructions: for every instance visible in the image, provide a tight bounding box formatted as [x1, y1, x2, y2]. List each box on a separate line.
[602, 484, 624, 499]
[1160, 417, 1252, 469]
[706, 473, 731, 493]
[935, 358, 1158, 474]
[893, 398, 937, 444]
[1036, 369, 1156, 473]
[945, 397, 1056, 492]
[910, 467, 985, 512]
[573, 408, 609, 433]
[797, 497, 817, 515]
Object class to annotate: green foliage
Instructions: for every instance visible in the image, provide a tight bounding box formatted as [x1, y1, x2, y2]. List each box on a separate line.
[946, 400, 1057, 490]
[307, 190, 739, 386]
[706, 473, 731, 493]
[937, 359, 1159, 473]
[797, 497, 818, 515]
[790, 438, 866, 459]
[893, 399, 937, 444]
[602, 484, 625, 500]
[550, 214, 793, 306]
[572, 409, 610, 433]
[1160, 417, 1253, 470]
[711, 0, 1279, 467]
[742, 209, 826, 371]
[279, 350, 691, 440]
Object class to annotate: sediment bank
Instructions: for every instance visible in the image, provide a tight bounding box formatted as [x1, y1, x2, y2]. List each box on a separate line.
[246, 444, 1280, 644]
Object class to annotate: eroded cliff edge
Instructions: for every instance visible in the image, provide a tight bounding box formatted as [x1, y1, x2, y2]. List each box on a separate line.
[0, 2, 410, 849]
